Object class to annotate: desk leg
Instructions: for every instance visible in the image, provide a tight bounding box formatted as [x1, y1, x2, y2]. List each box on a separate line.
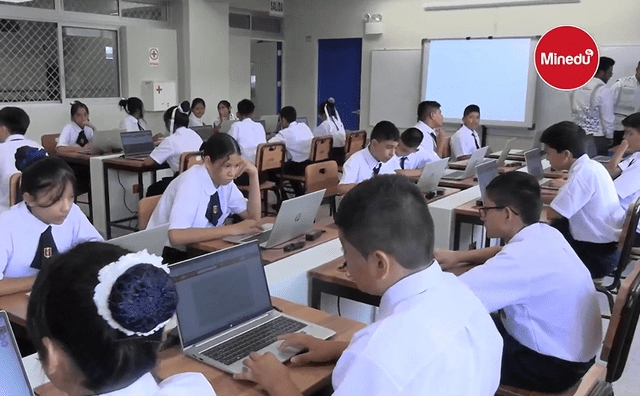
[138, 172, 144, 201]
[104, 165, 112, 239]
[454, 217, 462, 251]
[310, 278, 322, 309]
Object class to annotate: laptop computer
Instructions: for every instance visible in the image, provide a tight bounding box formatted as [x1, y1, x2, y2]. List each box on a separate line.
[192, 125, 214, 141]
[488, 138, 522, 166]
[416, 158, 449, 193]
[260, 115, 280, 133]
[120, 130, 156, 160]
[508, 130, 544, 156]
[442, 146, 489, 180]
[296, 117, 308, 125]
[107, 224, 170, 257]
[476, 159, 500, 204]
[0, 311, 35, 396]
[219, 120, 238, 133]
[80, 129, 124, 154]
[172, 242, 336, 374]
[224, 189, 325, 248]
[524, 148, 558, 189]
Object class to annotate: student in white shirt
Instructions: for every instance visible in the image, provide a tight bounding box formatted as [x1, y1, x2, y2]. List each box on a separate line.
[227, 99, 267, 185]
[213, 100, 238, 130]
[450, 104, 481, 160]
[57, 101, 96, 150]
[541, 121, 625, 279]
[147, 133, 262, 247]
[610, 61, 640, 147]
[26, 242, 216, 396]
[606, 112, 640, 242]
[414, 100, 445, 158]
[119, 97, 148, 132]
[0, 107, 42, 213]
[314, 98, 346, 164]
[393, 127, 438, 170]
[188, 97, 206, 127]
[338, 121, 399, 195]
[570, 57, 616, 156]
[0, 147, 102, 297]
[234, 175, 503, 396]
[436, 172, 601, 392]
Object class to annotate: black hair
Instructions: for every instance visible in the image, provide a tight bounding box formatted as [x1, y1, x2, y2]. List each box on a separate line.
[370, 121, 400, 143]
[27, 242, 178, 394]
[217, 100, 231, 110]
[279, 106, 297, 124]
[539, 121, 586, 158]
[118, 97, 144, 118]
[335, 175, 434, 270]
[597, 57, 615, 73]
[417, 100, 441, 122]
[163, 101, 191, 132]
[70, 101, 89, 118]
[622, 112, 640, 130]
[463, 104, 480, 117]
[237, 99, 255, 116]
[200, 132, 241, 162]
[0, 106, 30, 135]
[191, 98, 205, 110]
[485, 172, 542, 225]
[318, 98, 338, 118]
[400, 127, 424, 149]
[16, 146, 76, 207]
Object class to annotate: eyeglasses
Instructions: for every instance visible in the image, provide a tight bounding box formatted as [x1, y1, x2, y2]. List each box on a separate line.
[478, 206, 520, 217]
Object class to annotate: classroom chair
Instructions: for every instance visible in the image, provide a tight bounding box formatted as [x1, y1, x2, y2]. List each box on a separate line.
[497, 261, 640, 396]
[9, 172, 21, 207]
[138, 195, 161, 230]
[344, 130, 367, 158]
[585, 381, 613, 396]
[305, 160, 339, 216]
[179, 151, 204, 173]
[279, 136, 333, 196]
[439, 135, 452, 158]
[603, 198, 640, 297]
[238, 142, 285, 216]
[41, 133, 60, 157]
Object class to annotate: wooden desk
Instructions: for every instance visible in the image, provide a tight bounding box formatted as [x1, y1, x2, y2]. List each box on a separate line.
[438, 176, 477, 190]
[0, 291, 29, 328]
[34, 297, 365, 396]
[544, 168, 569, 179]
[394, 169, 470, 193]
[56, 149, 94, 166]
[448, 159, 525, 173]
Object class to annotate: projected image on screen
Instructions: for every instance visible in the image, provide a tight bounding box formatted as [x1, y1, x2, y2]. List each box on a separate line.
[423, 38, 534, 127]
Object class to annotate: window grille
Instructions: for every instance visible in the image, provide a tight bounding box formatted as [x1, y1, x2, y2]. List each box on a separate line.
[0, 0, 54, 9]
[121, 1, 167, 21]
[63, 0, 119, 16]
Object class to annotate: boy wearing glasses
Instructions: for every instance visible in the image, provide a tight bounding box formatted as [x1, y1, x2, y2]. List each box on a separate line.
[435, 172, 601, 393]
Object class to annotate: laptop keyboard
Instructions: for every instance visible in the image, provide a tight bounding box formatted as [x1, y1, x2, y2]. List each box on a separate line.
[202, 316, 306, 365]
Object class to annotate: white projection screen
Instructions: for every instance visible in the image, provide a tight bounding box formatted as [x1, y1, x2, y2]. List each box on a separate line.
[421, 37, 538, 128]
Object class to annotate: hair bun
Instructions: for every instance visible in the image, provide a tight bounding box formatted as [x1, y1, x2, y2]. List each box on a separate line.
[178, 101, 190, 115]
[15, 146, 47, 172]
[328, 97, 335, 104]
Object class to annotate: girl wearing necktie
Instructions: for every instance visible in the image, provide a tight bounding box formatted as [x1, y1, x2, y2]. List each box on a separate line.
[119, 97, 164, 143]
[56, 101, 96, 151]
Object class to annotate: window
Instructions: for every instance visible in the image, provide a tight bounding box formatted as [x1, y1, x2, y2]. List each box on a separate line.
[120, 1, 168, 21]
[0, 0, 54, 9]
[63, 0, 119, 16]
[63, 0, 167, 21]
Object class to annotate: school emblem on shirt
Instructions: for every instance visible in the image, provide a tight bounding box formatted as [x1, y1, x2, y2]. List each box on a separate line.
[212, 205, 219, 214]
[44, 247, 53, 259]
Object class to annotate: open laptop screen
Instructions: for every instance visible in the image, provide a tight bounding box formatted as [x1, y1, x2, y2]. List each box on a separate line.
[172, 243, 271, 347]
[476, 160, 499, 203]
[0, 312, 34, 396]
[524, 148, 544, 180]
[120, 131, 154, 157]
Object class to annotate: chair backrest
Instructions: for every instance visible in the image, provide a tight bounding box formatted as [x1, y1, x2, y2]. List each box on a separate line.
[138, 195, 161, 230]
[309, 136, 333, 162]
[601, 261, 640, 383]
[439, 136, 452, 158]
[305, 161, 338, 196]
[585, 380, 614, 396]
[179, 151, 204, 173]
[255, 142, 286, 172]
[617, 198, 640, 269]
[9, 173, 21, 206]
[344, 130, 367, 157]
[41, 134, 60, 157]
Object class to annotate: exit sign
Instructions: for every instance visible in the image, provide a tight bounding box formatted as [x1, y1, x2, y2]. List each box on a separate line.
[269, 0, 284, 17]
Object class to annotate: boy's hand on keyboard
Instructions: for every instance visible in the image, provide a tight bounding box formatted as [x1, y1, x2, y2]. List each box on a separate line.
[228, 220, 263, 236]
[278, 333, 346, 365]
[234, 352, 301, 396]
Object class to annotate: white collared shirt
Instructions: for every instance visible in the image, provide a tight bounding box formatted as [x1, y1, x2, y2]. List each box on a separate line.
[551, 154, 625, 243]
[188, 112, 204, 128]
[100, 372, 216, 396]
[57, 122, 95, 147]
[615, 151, 640, 232]
[213, 113, 237, 128]
[227, 118, 267, 164]
[339, 147, 397, 185]
[313, 118, 346, 147]
[611, 76, 640, 130]
[332, 262, 502, 396]
[120, 115, 147, 132]
[149, 127, 203, 172]
[0, 202, 102, 280]
[147, 164, 247, 234]
[460, 223, 602, 363]
[570, 78, 615, 138]
[414, 120, 439, 158]
[268, 121, 314, 162]
[0, 135, 42, 213]
[450, 125, 480, 159]
[392, 147, 438, 170]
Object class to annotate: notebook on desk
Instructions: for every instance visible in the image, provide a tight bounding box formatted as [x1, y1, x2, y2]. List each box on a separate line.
[172, 242, 335, 375]
[79, 129, 124, 154]
[442, 146, 489, 180]
[0, 311, 35, 396]
[120, 130, 155, 160]
[416, 158, 449, 193]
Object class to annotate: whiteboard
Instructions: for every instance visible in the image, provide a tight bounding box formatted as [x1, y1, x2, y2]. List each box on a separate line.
[369, 49, 421, 128]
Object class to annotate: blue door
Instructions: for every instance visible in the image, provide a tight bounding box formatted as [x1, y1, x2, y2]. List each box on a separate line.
[317, 38, 362, 131]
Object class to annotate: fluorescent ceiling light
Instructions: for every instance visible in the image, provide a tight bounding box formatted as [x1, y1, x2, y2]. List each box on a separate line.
[423, 0, 580, 11]
[2, 0, 35, 3]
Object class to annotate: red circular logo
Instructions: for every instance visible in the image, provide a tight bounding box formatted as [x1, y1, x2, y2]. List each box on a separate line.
[535, 26, 599, 91]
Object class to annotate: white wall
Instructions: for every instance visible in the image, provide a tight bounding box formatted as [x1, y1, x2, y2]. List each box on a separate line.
[229, 32, 252, 110]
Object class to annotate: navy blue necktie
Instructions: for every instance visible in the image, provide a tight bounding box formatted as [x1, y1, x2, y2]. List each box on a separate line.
[372, 163, 382, 176]
[76, 128, 88, 147]
[30, 226, 59, 270]
[400, 156, 408, 170]
[430, 132, 437, 148]
[473, 132, 480, 149]
[137, 121, 145, 131]
[205, 192, 222, 225]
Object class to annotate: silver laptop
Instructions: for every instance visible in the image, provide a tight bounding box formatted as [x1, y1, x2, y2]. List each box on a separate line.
[509, 130, 544, 156]
[524, 148, 558, 189]
[120, 130, 155, 160]
[476, 159, 499, 204]
[260, 115, 280, 133]
[0, 311, 35, 396]
[416, 158, 449, 193]
[219, 120, 238, 133]
[224, 189, 325, 248]
[173, 242, 335, 374]
[488, 138, 521, 166]
[81, 129, 124, 154]
[192, 125, 214, 141]
[107, 224, 170, 257]
[442, 146, 489, 180]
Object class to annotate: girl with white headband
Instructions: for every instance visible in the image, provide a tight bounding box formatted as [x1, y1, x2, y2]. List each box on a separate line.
[26, 242, 216, 395]
[313, 98, 347, 165]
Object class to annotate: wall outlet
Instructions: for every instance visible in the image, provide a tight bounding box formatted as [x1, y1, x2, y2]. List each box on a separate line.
[132, 184, 140, 194]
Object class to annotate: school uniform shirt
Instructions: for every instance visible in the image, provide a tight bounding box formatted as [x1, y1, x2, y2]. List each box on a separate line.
[188, 112, 204, 128]
[0, 135, 42, 213]
[570, 78, 615, 138]
[392, 147, 438, 170]
[615, 152, 640, 233]
[331, 262, 502, 396]
[551, 154, 625, 243]
[450, 125, 480, 159]
[100, 372, 216, 396]
[313, 118, 346, 147]
[0, 202, 102, 280]
[459, 223, 602, 363]
[414, 120, 439, 158]
[339, 147, 397, 185]
[57, 122, 95, 147]
[611, 75, 640, 131]
[213, 113, 238, 127]
[268, 121, 314, 162]
[149, 126, 203, 172]
[147, 164, 247, 233]
[120, 114, 147, 132]
[227, 118, 267, 164]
